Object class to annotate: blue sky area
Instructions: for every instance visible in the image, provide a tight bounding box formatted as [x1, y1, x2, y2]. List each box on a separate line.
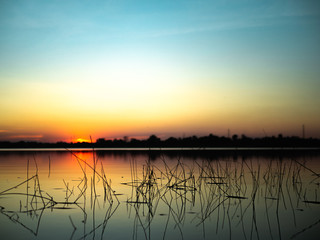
[1, 0, 320, 141]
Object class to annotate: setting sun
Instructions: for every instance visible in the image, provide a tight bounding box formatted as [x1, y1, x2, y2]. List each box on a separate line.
[74, 138, 90, 143]
[0, 1, 320, 239]
[0, 0, 319, 143]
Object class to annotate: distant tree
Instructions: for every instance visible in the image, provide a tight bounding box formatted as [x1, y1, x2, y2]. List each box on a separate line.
[165, 137, 179, 147]
[96, 138, 106, 144]
[130, 138, 141, 147]
[241, 134, 248, 139]
[192, 135, 198, 141]
[147, 135, 161, 147]
[148, 135, 159, 141]
[232, 134, 238, 141]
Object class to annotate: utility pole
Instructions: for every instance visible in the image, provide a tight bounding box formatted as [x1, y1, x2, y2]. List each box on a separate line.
[302, 124, 305, 139]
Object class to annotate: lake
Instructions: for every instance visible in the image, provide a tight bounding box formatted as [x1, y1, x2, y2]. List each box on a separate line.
[0, 149, 319, 240]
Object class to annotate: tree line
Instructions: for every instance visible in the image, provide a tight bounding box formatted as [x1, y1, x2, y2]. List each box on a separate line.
[1, 134, 320, 148]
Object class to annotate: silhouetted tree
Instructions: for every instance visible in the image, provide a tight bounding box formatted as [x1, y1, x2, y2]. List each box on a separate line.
[232, 134, 238, 141]
[1, 132, 320, 149]
[96, 138, 106, 144]
[147, 135, 161, 147]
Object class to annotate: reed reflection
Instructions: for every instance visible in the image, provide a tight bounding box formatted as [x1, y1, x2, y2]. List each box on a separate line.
[0, 150, 319, 239]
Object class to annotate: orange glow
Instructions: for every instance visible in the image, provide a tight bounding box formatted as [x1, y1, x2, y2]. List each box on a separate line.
[73, 138, 91, 143]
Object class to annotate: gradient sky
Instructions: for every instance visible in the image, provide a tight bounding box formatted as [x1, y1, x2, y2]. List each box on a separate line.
[1, 0, 320, 142]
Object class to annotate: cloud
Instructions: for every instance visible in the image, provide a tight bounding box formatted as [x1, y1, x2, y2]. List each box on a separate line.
[0, 131, 44, 141]
[144, 18, 278, 38]
[9, 134, 43, 139]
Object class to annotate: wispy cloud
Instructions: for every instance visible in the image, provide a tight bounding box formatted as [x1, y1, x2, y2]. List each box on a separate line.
[9, 134, 43, 139]
[140, 0, 320, 39]
[0, 130, 44, 141]
[144, 17, 282, 38]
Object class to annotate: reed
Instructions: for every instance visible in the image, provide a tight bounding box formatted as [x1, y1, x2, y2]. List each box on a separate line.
[1, 150, 319, 239]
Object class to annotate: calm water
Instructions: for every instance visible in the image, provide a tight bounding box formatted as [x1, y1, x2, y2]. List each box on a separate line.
[0, 149, 319, 240]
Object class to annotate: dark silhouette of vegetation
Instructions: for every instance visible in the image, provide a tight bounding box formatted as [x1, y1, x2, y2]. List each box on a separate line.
[0, 133, 320, 149]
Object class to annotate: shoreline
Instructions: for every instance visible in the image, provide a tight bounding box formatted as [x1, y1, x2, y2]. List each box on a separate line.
[1, 147, 320, 151]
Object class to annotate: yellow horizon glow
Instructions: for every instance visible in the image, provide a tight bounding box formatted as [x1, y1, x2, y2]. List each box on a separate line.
[1, 57, 320, 141]
[1, 0, 320, 142]
[73, 138, 91, 143]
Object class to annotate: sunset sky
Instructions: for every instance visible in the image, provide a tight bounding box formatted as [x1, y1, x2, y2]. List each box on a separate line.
[1, 0, 320, 142]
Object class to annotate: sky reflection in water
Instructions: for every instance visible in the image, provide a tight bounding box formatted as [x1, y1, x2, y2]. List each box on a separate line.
[0, 150, 320, 240]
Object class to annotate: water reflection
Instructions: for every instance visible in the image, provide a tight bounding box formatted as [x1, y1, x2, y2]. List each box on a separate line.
[0, 150, 319, 239]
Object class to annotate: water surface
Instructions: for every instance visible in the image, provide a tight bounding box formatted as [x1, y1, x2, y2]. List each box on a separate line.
[0, 150, 319, 239]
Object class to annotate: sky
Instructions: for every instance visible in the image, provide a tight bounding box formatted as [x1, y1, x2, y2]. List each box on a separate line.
[1, 0, 320, 142]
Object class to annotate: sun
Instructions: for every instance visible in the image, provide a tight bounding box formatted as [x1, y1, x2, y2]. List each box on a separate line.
[73, 138, 90, 143]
